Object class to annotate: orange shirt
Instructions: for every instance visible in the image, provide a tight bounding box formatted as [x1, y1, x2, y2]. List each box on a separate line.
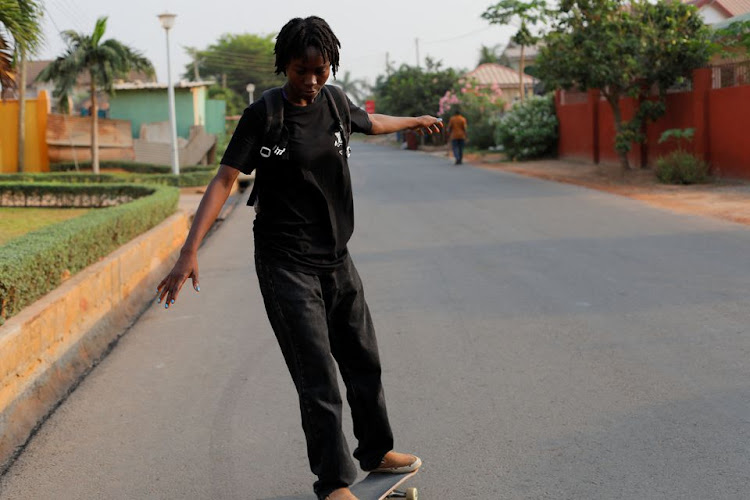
[448, 114, 468, 140]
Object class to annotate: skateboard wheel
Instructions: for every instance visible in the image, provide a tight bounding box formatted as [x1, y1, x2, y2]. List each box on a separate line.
[406, 487, 417, 500]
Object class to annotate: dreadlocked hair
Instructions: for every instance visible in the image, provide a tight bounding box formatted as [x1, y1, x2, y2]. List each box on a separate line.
[275, 16, 341, 77]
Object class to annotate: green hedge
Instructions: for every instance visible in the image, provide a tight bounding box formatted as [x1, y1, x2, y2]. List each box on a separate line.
[0, 183, 179, 322]
[51, 160, 215, 174]
[0, 182, 154, 207]
[0, 169, 216, 187]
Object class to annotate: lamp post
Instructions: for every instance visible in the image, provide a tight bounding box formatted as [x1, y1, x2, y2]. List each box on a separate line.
[158, 12, 179, 175]
[246, 83, 255, 105]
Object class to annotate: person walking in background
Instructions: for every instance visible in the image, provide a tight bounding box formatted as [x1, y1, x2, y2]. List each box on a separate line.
[156, 16, 442, 500]
[447, 109, 468, 165]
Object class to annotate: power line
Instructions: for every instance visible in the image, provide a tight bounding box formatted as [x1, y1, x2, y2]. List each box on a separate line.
[421, 26, 494, 45]
[46, 0, 87, 33]
[60, 0, 92, 26]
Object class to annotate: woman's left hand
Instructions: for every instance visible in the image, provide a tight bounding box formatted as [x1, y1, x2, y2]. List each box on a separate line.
[412, 116, 443, 135]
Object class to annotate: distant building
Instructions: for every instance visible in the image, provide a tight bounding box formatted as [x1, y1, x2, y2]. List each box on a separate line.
[108, 80, 225, 166]
[500, 41, 542, 72]
[684, 0, 750, 25]
[465, 63, 537, 103]
[19, 60, 156, 111]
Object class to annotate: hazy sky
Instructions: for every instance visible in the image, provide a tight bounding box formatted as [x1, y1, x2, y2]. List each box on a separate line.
[37, 0, 518, 88]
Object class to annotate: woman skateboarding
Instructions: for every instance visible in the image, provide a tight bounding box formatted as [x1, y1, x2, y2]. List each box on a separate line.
[156, 15, 441, 500]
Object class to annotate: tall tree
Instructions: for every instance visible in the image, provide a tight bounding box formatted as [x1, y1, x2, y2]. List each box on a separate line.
[482, 0, 551, 102]
[537, 0, 710, 170]
[0, 0, 44, 172]
[373, 58, 461, 118]
[182, 33, 284, 102]
[332, 71, 369, 105]
[38, 17, 153, 173]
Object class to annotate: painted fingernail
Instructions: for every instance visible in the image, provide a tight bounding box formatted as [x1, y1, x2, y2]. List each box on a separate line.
[196, 285, 200, 292]
[165, 303, 169, 309]
[170, 299, 174, 304]
[157, 298, 161, 303]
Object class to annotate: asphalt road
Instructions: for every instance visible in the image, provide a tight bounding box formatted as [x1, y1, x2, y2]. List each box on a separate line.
[2, 143, 750, 500]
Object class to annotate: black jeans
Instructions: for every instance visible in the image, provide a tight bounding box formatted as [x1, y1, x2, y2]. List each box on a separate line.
[255, 253, 394, 499]
[451, 138, 465, 163]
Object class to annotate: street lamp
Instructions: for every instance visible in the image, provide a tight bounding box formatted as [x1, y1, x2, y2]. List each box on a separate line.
[158, 12, 179, 175]
[246, 83, 255, 105]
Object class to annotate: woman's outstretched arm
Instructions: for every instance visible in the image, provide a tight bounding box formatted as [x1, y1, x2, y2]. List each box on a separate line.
[157, 164, 240, 308]
[368, 114, 443, 135]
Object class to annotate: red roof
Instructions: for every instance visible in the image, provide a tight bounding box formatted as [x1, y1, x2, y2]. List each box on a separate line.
[686, 0, 750, 17]
[465, 63, 536, 88]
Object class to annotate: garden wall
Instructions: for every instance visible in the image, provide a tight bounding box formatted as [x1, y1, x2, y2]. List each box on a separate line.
[555, 67, 750, 178]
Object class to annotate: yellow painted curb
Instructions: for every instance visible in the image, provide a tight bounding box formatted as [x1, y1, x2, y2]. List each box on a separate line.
[0, 210, 191, 471]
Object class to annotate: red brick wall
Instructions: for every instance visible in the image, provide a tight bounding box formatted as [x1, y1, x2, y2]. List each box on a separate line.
[554, 68, 750, 178]
[708, 85, 750, 177]
[556, 102, 594, 161]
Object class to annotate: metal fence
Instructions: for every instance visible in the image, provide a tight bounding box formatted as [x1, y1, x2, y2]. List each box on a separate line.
[712, 61, 750, 89]
[559, 89, 589, 105]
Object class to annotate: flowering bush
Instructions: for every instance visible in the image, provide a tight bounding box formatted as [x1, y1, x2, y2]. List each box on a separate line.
[439, 80, 506, 149]
[494, 94, 558, 160]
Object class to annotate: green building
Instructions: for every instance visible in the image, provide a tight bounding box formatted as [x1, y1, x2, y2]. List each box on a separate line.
[109, 81, 226, 139]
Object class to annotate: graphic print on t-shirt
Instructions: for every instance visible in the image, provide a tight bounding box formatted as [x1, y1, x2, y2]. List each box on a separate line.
[334, 131, 343, 155]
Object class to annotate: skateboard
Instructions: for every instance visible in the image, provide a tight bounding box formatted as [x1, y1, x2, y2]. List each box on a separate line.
[349, 470, 418, 500]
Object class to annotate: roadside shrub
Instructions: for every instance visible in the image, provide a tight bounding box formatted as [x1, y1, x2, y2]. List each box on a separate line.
[2, 168, 216, 188]
[51, 160, 215, 175]
[655, 151, 710, 184]
[0, 184, 178, 322]
[0, 183, 154, 207]
[495, 94, 558, 160]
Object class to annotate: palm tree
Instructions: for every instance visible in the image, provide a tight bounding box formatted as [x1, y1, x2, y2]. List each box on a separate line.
[333, 71, 369, 106]
[1, 0, 44, 172]
[38, 16, 154, 173]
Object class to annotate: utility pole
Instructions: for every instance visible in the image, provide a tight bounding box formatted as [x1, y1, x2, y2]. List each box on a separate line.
[386, 52, 390, 76]
[158, 12, 180, 175]
[193, 54, 200, 81]
[415, 38, 420, 68]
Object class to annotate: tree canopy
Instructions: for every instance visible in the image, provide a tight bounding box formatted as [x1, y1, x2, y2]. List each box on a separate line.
[372, 58, 461, 117]
[182, 33, 284, 104]
[536, 0, 711, 169]
[0, 0, 44, 91]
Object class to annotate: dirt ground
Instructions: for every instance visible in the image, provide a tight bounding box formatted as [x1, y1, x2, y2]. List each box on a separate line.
[399, 138, 750, 228]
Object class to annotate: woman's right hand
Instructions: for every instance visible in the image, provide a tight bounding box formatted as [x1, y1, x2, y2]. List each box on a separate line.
[157, 249, 200, 309]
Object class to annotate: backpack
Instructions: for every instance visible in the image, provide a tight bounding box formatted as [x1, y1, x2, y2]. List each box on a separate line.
[246, 84, 352, 207]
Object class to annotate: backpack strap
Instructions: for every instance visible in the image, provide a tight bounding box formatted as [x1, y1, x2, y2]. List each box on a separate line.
[322, 85, 352, 158]
[247, 87, 287, 206]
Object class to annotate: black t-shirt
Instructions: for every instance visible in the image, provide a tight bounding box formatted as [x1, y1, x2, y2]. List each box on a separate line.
[220, 90, 372, 273]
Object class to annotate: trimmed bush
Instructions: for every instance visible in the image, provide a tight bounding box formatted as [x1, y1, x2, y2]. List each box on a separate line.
[655, 151, 711, 184]
[495, 94, 558, 160]
[0, 183, 154, 208]
[51, 160, 215, 175]
[1, 168, 216, 188]
[0, 184, 178, 322]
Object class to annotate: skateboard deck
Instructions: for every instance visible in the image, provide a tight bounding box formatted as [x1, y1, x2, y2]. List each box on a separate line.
[349, 470, 418, 500]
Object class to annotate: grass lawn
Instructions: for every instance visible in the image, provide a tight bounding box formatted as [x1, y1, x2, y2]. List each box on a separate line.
[0, 207, 91, 246]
